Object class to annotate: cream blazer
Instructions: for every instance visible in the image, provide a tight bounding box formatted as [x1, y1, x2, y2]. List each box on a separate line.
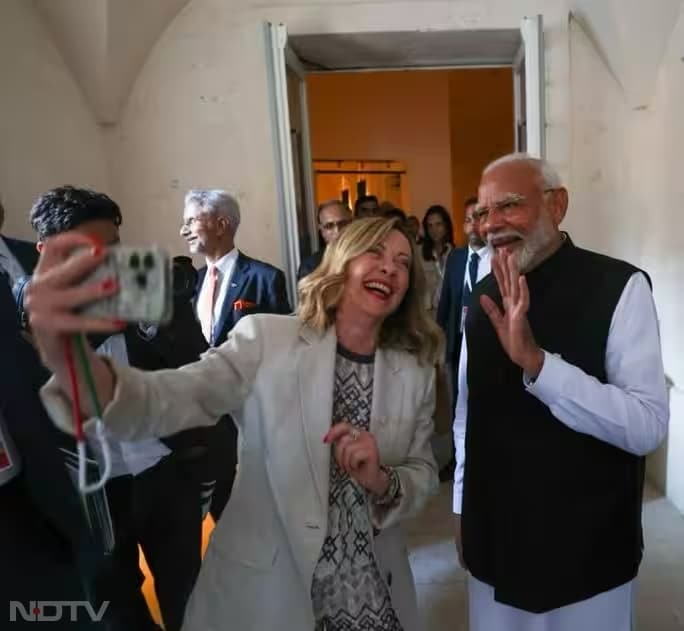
[42, 314, 438, 631]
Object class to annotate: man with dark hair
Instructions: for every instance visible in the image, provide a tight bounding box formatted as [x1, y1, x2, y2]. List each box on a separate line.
[383, 207, 407, 222]
[436, 195, 490, 482]
[29, 186, 122, 239]
[354, 194, 380, 218]
[0, 198, 38, 285]
[26, 186, 208, 631]
[297, 199, 352, 280]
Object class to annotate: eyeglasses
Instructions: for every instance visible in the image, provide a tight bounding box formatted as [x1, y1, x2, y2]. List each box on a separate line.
[320, 219, 352, 232]
[180, 216, 199, 230]
[473, 189, 558, 222]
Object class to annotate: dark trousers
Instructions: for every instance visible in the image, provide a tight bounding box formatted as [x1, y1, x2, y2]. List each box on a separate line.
[439, 360, 459, 479]
[103, 453, 202, 631]
[0, 477, 94, 630]
[208, 416, 238, 523]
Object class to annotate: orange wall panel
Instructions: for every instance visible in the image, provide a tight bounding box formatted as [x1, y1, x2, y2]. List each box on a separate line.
[448, 68, 515, 243]
[307, 70, 452, 218]
[306, 67, 514, 243]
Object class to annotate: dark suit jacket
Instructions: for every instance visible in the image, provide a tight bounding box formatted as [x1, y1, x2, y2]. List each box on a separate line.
[2, 235, 39, 275]
[296, 248, 325, 281]
[196, 251, 291, 347]
[0, 278, 103, 621]
[13, 272, 212, 463]
[122, 300, 211, 460]
[436, 247, 468, 369]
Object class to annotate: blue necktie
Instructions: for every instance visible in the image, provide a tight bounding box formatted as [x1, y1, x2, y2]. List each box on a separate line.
[462, 251, 480, 308]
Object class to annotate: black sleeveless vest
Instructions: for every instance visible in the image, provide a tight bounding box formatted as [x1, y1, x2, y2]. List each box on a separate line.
[462, 237, 647, 613]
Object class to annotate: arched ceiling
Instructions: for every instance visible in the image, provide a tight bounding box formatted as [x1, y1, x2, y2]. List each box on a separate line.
[570, 0, 683, 108]
[29, 0, 684, 123]
[32, 0, 191, 124]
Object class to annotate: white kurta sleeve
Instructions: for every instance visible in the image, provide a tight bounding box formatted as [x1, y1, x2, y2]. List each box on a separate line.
[452, 335, 469, 514]
[526, 272, 669, 455]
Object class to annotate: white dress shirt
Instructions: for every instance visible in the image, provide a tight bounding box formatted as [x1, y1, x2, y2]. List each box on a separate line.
[92, 334, 170, 477]
[452, 246, 492, 510]
[0, 236, 27, 286]
[197, 248, 239, 338]
[453, 271, 669, 630]
[465, 245, 492, 285]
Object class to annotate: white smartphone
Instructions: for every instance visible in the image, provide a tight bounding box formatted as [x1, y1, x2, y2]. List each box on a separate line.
[79, 245, 173, 325]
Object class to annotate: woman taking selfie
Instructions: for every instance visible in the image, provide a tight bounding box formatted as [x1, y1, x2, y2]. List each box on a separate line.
[28, 217, 442, 631]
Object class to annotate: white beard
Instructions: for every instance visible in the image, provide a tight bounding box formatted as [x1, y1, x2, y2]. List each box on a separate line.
[487, 213, 558, 272]
[517, 212, 557, 272]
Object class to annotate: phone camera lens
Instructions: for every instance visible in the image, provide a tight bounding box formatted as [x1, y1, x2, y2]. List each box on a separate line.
[136, 273, 148, 289]
[143, 253, 155, 269]
[130, 253, 141, 269]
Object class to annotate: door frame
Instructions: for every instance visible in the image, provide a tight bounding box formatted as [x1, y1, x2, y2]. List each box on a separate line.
[266, 18, 546, 296]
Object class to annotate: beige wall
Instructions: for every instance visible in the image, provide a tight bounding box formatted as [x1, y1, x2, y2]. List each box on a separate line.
[0, 0, 108, 240]
[568, 14, 684, 513]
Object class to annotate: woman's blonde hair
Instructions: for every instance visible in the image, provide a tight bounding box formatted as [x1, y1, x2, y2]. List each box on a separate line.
[298, 217, 444, 365]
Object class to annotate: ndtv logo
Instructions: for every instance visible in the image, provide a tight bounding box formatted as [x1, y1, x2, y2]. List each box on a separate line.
[9, 601, 109, 622]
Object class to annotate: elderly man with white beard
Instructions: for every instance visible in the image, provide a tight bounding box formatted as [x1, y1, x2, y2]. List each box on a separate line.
[451, 153, 669, 631]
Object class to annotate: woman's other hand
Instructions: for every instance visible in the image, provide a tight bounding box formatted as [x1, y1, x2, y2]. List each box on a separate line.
[324, 422, 390, 497]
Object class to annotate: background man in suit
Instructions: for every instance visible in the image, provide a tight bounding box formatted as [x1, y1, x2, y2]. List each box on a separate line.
[297, 199, 352, 280]
[436, 197, 491, 481]
[0, 199, 38, 286]
[26, 186, 208, 631]
[180, 188, 291, 521]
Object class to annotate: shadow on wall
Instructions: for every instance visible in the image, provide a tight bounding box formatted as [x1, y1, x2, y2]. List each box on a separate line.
[646, 374, 676, 496]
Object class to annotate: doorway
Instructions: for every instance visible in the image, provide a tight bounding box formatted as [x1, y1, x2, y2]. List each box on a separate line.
[265, 19, 545, 305]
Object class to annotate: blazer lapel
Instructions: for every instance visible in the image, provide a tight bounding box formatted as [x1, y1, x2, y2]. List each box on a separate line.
[297, 324, 336, 515]
[370, 348, 404, 456]
[213, 252, 250, 345]
[193, 266, 206, 312]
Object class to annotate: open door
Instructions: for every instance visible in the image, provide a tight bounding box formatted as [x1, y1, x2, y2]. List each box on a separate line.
[516, 15, 545, 158]
[264, 22, 316, 307]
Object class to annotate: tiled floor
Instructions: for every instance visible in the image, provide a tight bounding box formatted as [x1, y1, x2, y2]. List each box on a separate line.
[405, 483, 684, 630]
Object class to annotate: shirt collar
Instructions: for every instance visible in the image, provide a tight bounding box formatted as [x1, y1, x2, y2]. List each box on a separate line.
[468, 244, 491, 261]
[207, 248, 238, 276]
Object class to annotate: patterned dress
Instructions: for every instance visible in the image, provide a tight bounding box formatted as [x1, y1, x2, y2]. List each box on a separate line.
[311, 345, 403, 631]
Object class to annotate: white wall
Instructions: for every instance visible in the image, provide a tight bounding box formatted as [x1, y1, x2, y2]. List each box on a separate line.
[568, 13, 684, 513]
[0, 0, 108, 240]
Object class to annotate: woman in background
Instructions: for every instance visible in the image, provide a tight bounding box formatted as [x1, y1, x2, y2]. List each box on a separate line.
[420, 205, 454, 317]
[420, 206, 456, 464]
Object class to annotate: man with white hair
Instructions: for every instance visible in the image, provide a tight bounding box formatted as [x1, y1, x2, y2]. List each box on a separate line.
[181, 189, 290, 520]
[453, 153, 669, 630]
